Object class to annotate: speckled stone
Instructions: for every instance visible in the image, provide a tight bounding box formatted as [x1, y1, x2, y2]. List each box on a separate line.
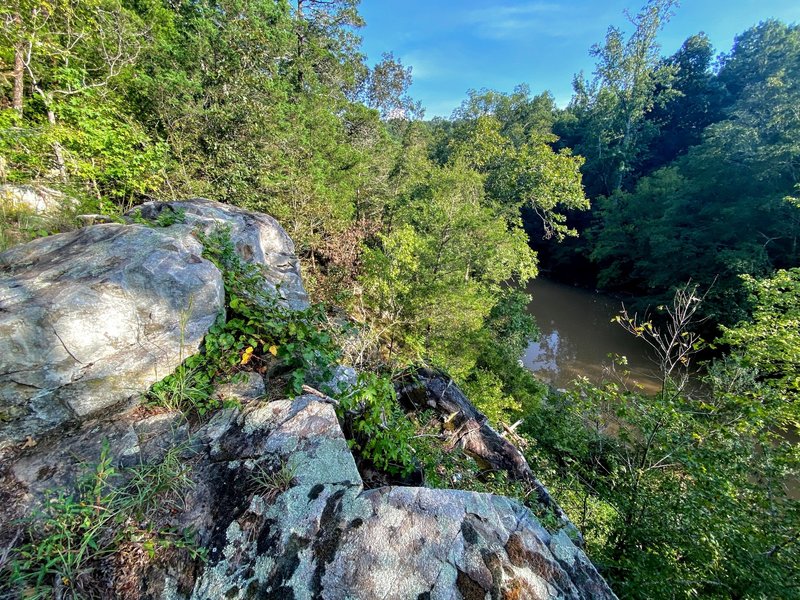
[129, 199, 309, 310]
[184, 398, 618, 600]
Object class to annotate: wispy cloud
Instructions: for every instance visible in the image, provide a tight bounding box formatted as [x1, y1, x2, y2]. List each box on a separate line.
[462, 2, 594, 41]
[401, 53, 445, 81]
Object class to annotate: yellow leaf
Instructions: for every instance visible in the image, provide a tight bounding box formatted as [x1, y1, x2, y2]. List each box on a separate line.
[240, 346, 254, 365]
[268, 345, 279, 356]
[443, 411, 459, 431]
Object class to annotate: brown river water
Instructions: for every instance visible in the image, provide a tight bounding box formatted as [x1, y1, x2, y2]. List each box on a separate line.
[521, 278, 662, 393]
[522, 278, 799, 497]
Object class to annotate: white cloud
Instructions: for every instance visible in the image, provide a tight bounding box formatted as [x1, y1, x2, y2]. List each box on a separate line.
[462, 2, 597, 41]
[401, 53, 444, 81]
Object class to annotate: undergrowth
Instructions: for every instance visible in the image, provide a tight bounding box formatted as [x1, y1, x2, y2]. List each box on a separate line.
[128, 205, 186, 228]
[1, 443, 202, 599]
[337, 372, 416, 477]
[147, 226, 339, 415]
[411, 410, 528, 495]
[409, 409, 569, 532]
[0, 202, 78, 252]
[146, 225, 418, 476]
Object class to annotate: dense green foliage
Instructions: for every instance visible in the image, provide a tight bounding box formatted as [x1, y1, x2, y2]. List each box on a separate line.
[2, 0, 800, 597]
[149, 226, 419, 476]
[147, 225, 341, 415]
[336, 372, 416, 476]
[524, 285, 799, 598]
[549, 14, 800, 327]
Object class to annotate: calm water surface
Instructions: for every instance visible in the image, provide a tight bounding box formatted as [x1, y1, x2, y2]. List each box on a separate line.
[523, 279, 799, 497]
[522, 278, 662, 393]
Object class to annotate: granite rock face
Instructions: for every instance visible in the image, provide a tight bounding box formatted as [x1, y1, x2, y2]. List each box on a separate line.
[0, 184, 78, 214]
[0, 224, 224, 448]
[130, 199, 309, 310]
[181, 397, 617, 600]
[0, 394, 617, 599]
[0, 200, 617, 599]
[0, 199, 308, 450]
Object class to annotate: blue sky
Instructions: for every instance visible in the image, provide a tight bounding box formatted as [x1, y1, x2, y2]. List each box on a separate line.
[358, 1, 800, 118]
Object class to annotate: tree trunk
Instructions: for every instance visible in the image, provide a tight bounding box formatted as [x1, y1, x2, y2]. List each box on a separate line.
[12, 15, 24, 116]
[294, 0, 306, 88]
[33, 98, 67, 182]
[46, 107, 67, 182]
[397, 368, 584, 545]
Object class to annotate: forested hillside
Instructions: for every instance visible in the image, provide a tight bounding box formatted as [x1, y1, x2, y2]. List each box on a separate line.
[1, 0, 798, 598]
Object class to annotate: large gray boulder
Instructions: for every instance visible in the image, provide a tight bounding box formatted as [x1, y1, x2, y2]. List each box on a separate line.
[130, 199, 309, 310]
[0, 223, 224, 449]
[0, 199, 309, 450]
[1, 393, 616, 599]
[183, 397, 617, 600]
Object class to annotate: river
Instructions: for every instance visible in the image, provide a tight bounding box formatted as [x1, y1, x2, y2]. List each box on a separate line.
[521, 278, 662, 393]
[523, 278, 799, 498]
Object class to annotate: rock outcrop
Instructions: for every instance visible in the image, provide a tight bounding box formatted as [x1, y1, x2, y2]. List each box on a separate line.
[0, 199, 309, 449]
[129, 199, 308, 310]
[0, 200, 617, 599]
[0, 184, 79, 215]
[0, 223, 224, 448]
[185, 395, 614, 600]
[2, 393, 616, 599]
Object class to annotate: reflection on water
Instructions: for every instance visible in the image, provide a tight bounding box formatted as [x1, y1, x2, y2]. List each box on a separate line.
[522, 278, 799, 498]
[522, 278, 662, 393]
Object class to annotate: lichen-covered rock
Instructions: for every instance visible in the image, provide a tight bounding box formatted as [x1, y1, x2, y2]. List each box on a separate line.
[0, 199, 616, 599]
[0, 224, 224, 448]
[130, 199, 308, 310]
[176, 397, 617, 600]
[0, 394, 617, 599]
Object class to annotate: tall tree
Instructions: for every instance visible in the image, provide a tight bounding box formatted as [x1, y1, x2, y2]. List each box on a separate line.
[0, 0, 166, 204]
[446, 92, 588, 240]
[642, 32, 725, 172]
[362, 51, 420, 119]
[357, 160, 537, 376]
[562, 0, 678, 195]
[590, 20, 800, 326]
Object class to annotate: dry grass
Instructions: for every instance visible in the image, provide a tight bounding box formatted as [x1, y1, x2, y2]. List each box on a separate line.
[0, 203, 79, 252]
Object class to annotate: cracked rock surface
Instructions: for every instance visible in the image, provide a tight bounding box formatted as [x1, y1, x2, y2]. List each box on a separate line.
[129, 199, 309, 310]
[0, 201, 616, 599]
[0, 223, 224, 448]
[1, 394, 616, 599]
[0, 199, 308, 450]
[180, 397, 617, 600]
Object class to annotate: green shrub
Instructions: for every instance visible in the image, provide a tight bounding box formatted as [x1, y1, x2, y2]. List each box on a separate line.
[337, 372, 416, 477]
[128, 205, 186, 227]
[148, 226, 341, 415]
[3, 443, 202, 599]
